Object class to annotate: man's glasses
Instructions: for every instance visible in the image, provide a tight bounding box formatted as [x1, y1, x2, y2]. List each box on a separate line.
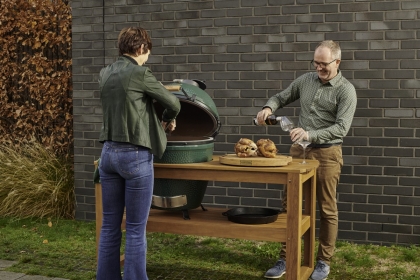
[311, 59, 337, 69]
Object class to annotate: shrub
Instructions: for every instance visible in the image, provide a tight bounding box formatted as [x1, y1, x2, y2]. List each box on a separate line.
[0, 140, 74, 219]
[0, 0, 72, 157]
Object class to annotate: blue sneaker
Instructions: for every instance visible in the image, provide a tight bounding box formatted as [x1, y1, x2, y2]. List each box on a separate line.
[264, 258, 286, 279]
[310, 260, 330, 280]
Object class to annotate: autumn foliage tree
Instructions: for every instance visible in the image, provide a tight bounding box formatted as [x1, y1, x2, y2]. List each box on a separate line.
[0, 0, 72, 157]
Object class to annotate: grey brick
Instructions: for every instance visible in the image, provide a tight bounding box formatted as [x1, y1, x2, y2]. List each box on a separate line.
[310, 23, 339, 32]
[354, 166, 383, 176]
[355, 32, 384, 41]
[337, 202, 352, 212]
[383, 224, 413, 234]
[227, 26, 253, 35]
[368, 213, 397, 223]
[255, 6, 281, 16]
[384, 205, 413, 215]
[227, 63, 253, 71]
[398, 234, 420, 244]
[354, 185, 383, 194]
[268, 15, 296, 24]
[309, 4, 338, 13]
[354, 109, 382, 117]
[296, 14, 324, 24]
[215, 18, 240, 27]
[229, 8, 254, 18]
[188, 1, 214, 11]
[281, 24, 309, 33]
[369, 98, 399, 108]
[354, 70, 383, 79]
[385, 127, 415, 137]
[326, 13, 353, 22]
[175, 11, 199, 20]
[369, 157, 398, 167]
[386, 31, 416, 40]
[385, 70, 415, 79]
[339, 212, 367, 222]
[386, 10, 416, 20]
[283, 5, 309, 15]
[226, 45, 252, 54]
[400, 196, 420, 206]
[164, 20, 187, 29]
[189, 55, 213, 63]
[368, 232, 397, 243]
[255, 44, 281, 52]
[371, 21, 400, 30]
[241, 16, 267, 25]
[338, 230, 367, 241]
[371, 1, 400, 11]
[201, 9, 226, 18]
[326, 32, 354, 41]
[370, 174, 400, 186]
[384, 148, 414, 157]
[356, 12, 384, 21]
[227, 188, 253, 197]
[214, 0, 240, 9]
[400, 119, 420, 128]
[340, 174, 367, 185]
[400, 177, 420, 187]
[385, 89, 415, 98]
[402, 77, 420, 88]
[353, 222, 382, 231]
[215, 196, 240, 205]
[340, 22, 369, 31]
[214, 54, 239, 62]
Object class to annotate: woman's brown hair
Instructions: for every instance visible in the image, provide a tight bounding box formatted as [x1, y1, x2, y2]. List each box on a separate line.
[118, 27, 152, 56]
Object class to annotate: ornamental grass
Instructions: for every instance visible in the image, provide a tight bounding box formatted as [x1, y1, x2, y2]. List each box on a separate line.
[0, 140, 74, 219]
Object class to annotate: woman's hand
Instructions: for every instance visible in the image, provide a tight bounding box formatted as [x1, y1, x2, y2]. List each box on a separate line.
[161, 119, 176, 133]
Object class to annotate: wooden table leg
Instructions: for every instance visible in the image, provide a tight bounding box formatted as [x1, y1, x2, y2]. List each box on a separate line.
[303, 172, 316, 270]
[95, 183, 103, 261]
[286, 172, 302, 280]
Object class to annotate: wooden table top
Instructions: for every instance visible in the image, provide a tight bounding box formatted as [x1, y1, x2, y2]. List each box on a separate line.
[154, 155, 319, 174]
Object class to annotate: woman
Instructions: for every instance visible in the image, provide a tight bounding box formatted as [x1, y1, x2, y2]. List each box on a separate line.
[96, 27, 181, 280]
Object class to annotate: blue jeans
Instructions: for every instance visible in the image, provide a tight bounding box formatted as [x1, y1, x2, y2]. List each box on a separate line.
[96, 141, 153, 280]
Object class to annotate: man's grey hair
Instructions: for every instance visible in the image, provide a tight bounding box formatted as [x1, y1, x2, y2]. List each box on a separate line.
[315, 40, 341, 60]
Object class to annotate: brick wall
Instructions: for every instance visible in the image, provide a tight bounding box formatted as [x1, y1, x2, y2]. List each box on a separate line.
[72, 0, 420, 245]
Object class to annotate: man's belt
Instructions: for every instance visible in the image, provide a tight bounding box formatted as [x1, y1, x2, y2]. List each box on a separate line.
[308, 143, 342, 148]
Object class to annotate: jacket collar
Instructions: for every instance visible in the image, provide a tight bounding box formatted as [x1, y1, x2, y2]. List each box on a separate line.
[121, 55, 138, 65]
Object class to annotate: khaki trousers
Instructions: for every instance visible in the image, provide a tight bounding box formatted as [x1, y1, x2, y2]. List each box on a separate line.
[280, 144, 343, 265]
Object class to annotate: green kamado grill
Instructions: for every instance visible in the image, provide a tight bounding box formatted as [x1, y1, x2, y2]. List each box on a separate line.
[152, 79, 221, 219]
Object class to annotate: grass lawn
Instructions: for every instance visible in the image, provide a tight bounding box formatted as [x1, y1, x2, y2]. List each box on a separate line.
[0, 217, 419, 280]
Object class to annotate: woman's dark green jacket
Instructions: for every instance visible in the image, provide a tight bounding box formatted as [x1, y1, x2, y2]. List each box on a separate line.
[98, 56, 181, 159]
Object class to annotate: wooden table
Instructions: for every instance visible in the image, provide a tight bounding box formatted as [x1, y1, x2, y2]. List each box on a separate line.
[95, 155, 318, 280]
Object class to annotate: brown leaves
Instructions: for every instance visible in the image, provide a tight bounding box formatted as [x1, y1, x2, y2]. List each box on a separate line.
[0, 0, 72, 157]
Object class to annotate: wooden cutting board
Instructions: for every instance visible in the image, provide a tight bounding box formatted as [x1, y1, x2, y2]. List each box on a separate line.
[219, 154, 292, 167]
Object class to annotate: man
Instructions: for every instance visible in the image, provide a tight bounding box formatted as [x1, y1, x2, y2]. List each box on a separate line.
[256, 40, 357, 280]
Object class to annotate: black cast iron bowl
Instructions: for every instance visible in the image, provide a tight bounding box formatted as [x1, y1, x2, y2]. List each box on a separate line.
[222, 207, 280, 224]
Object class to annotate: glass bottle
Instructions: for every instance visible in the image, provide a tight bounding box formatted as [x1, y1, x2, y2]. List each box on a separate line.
[253, 115, 282, 125]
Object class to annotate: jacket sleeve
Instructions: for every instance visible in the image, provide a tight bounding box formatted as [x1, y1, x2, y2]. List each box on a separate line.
[142, 68, 181, 122]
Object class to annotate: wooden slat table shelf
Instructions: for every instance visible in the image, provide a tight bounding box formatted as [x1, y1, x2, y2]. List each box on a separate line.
[95, 155, 319, 280]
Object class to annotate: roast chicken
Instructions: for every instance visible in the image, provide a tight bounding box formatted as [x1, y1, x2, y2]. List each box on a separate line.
[256, 138, 278, 158]
[234, 138, 278, 158]
[234, 138, 258, 157]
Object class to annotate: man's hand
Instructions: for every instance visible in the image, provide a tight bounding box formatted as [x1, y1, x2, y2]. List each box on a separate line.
[290, 128, 309, 142]
[255, 108, 273, 125]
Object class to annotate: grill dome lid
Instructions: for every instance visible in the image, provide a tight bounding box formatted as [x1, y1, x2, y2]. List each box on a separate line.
[155, 80, 221, 139]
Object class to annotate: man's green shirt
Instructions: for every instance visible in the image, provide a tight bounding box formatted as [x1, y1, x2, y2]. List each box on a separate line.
[264, 71, 357, 144]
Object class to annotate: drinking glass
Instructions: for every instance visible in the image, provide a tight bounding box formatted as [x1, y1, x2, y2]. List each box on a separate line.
[279, 116, 295, 132]
[296, 140, 311, 164]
